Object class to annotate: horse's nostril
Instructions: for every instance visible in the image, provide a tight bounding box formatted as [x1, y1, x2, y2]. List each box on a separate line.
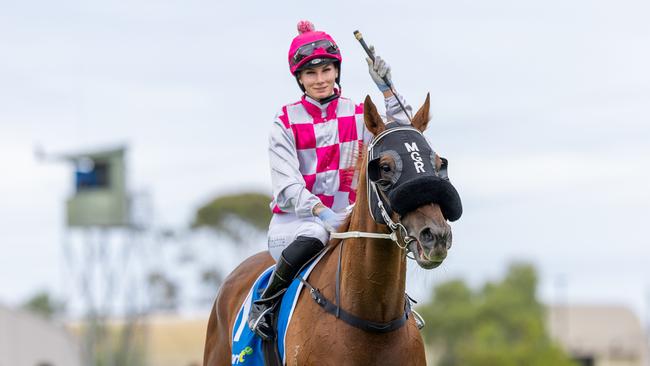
[420, 228, 434, 243]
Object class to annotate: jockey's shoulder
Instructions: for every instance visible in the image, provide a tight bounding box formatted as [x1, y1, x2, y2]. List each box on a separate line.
[281, 99, 303, 110]
[273, 100, 303, 127]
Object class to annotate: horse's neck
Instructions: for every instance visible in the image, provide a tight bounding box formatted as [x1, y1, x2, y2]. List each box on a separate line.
[338, 179, 407, 322]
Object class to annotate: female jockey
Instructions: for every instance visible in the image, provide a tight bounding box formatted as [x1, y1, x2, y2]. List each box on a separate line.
[248, 20, 413, 340]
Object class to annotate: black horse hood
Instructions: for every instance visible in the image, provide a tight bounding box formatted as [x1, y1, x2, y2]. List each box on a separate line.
[367, 125, 462, 222]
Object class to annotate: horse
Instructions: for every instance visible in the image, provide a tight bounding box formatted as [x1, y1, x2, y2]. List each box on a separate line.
[203, 94, 462, 366]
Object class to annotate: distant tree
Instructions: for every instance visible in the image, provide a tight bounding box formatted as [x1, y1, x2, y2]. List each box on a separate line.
[22, 291, 64, 319]
[191, 192, 272, 242]
[147, 272, 178, 311]
[198, 268, 224, 305]
[418, 263, 576, 366]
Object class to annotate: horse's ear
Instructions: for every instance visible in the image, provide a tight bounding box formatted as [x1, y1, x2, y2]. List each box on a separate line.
[411, 93, 431, 132]
[363, 95, 385, 136]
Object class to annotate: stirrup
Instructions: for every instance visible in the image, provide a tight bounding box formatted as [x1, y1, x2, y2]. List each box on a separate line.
[247, 288, 288, 340]
[412, 309, 426, 330]
[248, 305, 275, 341]
[249, 306, 274, 334]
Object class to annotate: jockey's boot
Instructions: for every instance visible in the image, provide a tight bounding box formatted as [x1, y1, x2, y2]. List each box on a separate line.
[248, 236, 324, 340]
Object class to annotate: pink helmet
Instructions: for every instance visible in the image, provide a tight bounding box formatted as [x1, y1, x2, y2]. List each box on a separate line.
[288, 20, 342, 75]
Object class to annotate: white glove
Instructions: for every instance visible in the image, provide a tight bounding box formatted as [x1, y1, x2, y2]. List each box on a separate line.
[366, 45, 392, 92]
[317, 207, 348, 232]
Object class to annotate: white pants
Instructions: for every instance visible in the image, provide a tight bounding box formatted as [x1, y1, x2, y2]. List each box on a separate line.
[267, 212, 329, 261]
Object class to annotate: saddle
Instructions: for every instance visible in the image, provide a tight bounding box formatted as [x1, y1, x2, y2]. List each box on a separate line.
[231, 253, 325, 366]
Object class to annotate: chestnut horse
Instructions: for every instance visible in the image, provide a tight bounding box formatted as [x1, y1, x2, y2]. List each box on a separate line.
[204, 94, 461, 366]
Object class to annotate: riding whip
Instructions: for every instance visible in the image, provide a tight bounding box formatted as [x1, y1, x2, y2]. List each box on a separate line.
[353, 30, 412, 122]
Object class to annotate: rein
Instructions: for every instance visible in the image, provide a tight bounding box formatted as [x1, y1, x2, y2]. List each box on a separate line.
[329, 183, 416, 250]
[303, 185, 419, 333]
[330, 173, 418, 259]
[329, 127, 420, 254]
[302, 126, 433, 333]
[311, 209, 424, 332]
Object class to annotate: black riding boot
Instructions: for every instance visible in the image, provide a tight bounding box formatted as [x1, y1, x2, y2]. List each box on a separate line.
[248, 236, 324, 340]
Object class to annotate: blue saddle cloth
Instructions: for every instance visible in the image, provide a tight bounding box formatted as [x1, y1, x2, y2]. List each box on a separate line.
[231, 254, 324, 365]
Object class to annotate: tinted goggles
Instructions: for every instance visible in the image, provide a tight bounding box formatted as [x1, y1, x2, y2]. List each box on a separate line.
[291, 40, 339, 66]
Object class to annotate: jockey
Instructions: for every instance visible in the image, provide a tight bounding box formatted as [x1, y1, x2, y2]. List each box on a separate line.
[248, 20, 413, 340]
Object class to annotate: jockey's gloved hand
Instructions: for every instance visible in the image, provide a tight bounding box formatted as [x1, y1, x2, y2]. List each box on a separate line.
[366, 45, 392, 92]
[317, 207, 347, 232]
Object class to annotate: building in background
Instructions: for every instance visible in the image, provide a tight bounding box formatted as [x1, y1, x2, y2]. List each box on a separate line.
[547, 305, 649, 366]
[0, 304, 82, 366]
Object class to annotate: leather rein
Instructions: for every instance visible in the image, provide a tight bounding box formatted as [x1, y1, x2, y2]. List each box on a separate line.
[301, 130, 426, 333]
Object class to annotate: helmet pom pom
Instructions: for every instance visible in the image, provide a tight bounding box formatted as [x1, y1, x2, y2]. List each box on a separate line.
[297, 20, 315, 34]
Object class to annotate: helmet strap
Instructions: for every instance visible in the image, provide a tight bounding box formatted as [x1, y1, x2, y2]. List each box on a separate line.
[316, 90, 340, 105]
[295, 76, 306, 93]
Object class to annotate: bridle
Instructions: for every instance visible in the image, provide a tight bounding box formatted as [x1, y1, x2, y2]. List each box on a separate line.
[330, 126, 423, 258]
[304, 125, 439, 333]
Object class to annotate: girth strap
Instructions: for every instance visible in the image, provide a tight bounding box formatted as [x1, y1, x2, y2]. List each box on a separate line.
[300, 278, 413, 334]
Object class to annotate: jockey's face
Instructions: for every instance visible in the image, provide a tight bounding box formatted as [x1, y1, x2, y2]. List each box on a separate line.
[298, 63, 338, 100]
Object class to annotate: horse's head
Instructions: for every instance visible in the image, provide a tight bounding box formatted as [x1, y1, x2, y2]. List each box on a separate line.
[363, 94, 462, 269]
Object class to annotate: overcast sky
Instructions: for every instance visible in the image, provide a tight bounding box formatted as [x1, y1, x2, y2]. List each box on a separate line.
[1, 0, 649, 322]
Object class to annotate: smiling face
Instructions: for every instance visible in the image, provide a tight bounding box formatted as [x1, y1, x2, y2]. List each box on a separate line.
[298, 63, 338, 100]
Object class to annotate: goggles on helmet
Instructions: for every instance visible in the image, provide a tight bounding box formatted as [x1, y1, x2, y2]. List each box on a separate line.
[291, 39, 339, 67]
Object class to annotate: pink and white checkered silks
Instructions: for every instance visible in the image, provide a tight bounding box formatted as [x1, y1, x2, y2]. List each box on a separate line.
[272, 95, 367, 214]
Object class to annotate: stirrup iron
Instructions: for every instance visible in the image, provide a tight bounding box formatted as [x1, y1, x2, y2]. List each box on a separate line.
[412, 309, 426, 330]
